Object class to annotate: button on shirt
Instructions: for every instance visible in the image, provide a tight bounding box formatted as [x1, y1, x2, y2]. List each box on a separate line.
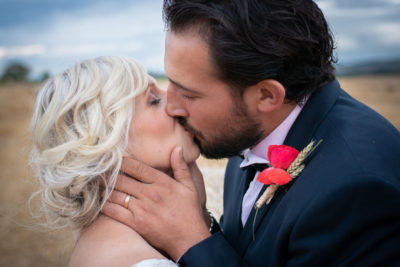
[240, 104, 304, 226]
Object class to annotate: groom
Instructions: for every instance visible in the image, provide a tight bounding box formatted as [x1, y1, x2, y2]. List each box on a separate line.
[104, 0, 400, 265]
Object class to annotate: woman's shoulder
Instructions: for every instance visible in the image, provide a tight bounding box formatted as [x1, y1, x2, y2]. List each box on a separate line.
[69, 215, 166, 267]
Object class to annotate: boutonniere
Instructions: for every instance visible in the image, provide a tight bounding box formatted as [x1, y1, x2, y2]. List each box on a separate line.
[252, 140, 322, 240]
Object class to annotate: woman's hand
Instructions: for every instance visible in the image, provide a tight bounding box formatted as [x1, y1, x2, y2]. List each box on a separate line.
[101, 147, 211, 261]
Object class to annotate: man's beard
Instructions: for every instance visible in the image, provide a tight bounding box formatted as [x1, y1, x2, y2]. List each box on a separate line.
[178, 100, 264, 159]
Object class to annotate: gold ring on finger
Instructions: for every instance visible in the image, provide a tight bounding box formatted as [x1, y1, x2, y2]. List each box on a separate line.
[124, 194, 131, 209]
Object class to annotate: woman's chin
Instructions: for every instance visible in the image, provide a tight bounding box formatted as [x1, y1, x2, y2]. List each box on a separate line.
[183, 147, 200, 163]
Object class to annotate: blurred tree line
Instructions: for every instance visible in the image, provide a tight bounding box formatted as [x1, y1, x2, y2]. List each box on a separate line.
[0, 61, 50, 83]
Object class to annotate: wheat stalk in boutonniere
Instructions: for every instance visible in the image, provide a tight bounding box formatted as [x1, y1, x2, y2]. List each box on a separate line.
[252, 140, 322, 240]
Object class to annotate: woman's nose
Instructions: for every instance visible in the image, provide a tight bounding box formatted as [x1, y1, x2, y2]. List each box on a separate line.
[165, 86, 189, 118]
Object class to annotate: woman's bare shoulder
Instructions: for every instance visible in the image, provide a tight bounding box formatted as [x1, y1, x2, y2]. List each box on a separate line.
[69, 215, 165, 267]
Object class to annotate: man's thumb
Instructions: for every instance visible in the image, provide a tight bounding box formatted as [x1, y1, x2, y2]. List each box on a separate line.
[171, 147, 192, 187]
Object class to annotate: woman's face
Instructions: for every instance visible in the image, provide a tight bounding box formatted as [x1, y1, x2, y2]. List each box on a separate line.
[126, 77, 200, 171]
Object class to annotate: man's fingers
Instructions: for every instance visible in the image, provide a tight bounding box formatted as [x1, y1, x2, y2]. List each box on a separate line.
[189, 162, 205, 189]
[188, 162, 206, 204]
[102, 202, 135, 228]
[113, 173, 145, 197]
[121, 156, 167, 184]
[188, 162, 202, 181]
[171, 147, 193, 188]
[108, 189, 138, 209]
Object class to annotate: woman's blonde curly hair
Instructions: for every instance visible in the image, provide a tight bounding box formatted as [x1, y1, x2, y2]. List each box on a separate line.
[30, 56, 148, 230]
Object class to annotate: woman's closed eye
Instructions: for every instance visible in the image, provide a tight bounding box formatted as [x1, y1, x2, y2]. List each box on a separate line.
[150, 97, 161, 105]
[149, 91, 162, 106]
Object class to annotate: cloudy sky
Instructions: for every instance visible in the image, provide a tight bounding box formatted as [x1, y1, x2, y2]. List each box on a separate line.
[1, 0, 399, 79]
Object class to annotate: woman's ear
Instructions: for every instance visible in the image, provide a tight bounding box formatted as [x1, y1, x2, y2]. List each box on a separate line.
[255, 79, 286, 113]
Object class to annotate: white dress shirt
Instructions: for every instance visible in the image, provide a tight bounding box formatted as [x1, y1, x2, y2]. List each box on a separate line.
[240, 104, 304, 226]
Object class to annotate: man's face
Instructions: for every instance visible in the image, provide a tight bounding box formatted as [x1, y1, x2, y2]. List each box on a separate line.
[164, 30, 263, 159]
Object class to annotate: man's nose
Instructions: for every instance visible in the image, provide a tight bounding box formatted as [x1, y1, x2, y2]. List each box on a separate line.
[165, 86, 189, 118]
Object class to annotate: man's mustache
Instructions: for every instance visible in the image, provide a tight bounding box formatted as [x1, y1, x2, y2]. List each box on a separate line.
[177, 117, 204, 140]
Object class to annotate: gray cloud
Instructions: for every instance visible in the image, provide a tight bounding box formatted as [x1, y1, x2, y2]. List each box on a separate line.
[316, 0, 400, 64]
[0, 0, 165, 77]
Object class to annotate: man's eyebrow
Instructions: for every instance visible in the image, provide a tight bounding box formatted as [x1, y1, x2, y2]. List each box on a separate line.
[168, 77, 197, 93]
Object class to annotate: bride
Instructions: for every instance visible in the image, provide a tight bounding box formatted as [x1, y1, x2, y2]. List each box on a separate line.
[30, 56, 202, 266]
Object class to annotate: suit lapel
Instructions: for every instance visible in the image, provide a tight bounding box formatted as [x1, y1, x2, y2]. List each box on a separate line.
[222, 158, 256, 249]
[237, 183, 268, 253]
[284, 80, 340, 148]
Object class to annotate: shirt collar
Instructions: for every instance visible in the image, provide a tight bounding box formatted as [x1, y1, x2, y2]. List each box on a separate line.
[240, 103, 304, 168]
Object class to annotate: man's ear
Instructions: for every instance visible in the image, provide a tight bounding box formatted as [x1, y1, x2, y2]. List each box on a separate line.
[255, 79, 286, 112]
[242, 79, 286, 113]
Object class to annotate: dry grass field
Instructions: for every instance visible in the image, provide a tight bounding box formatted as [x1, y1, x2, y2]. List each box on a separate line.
[0, 75, 399, 266]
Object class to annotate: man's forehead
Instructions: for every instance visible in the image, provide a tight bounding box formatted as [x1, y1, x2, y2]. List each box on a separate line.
[165, 39, 218, 78]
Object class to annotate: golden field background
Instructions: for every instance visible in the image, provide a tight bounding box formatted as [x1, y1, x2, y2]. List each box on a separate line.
[0, 75, 399, 266]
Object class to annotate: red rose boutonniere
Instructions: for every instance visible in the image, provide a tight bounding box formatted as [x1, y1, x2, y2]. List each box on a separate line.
[255, 140, 322, 208]
[252, 140, 322, 240]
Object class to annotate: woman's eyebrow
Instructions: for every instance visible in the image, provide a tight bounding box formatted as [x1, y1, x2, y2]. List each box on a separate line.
[148, 79, 155, 86]
[147, 82, 162, 96]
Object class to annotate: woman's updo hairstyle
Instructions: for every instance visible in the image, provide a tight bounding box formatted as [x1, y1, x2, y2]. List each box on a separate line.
[30, 56, 148, 230]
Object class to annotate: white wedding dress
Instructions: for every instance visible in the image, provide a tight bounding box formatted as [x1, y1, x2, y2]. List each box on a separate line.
[131, 258, 178, 267]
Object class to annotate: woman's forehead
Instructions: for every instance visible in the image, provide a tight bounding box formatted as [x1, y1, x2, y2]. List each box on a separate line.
[148, 75, 157, 86]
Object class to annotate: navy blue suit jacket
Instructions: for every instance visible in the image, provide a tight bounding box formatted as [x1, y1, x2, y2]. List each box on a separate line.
[179, 80, 400, 266]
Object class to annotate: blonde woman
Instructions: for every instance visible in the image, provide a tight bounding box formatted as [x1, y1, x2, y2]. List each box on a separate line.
[30, 56, 201, 266]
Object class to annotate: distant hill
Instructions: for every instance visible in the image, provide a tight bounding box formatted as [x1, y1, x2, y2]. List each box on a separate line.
[336, 59, 400, 76]
[149, 60, 400, 78]
[148, 71, 167, 80]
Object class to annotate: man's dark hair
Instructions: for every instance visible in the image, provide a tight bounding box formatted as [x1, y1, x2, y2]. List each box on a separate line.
[163, 0, 336, 103]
